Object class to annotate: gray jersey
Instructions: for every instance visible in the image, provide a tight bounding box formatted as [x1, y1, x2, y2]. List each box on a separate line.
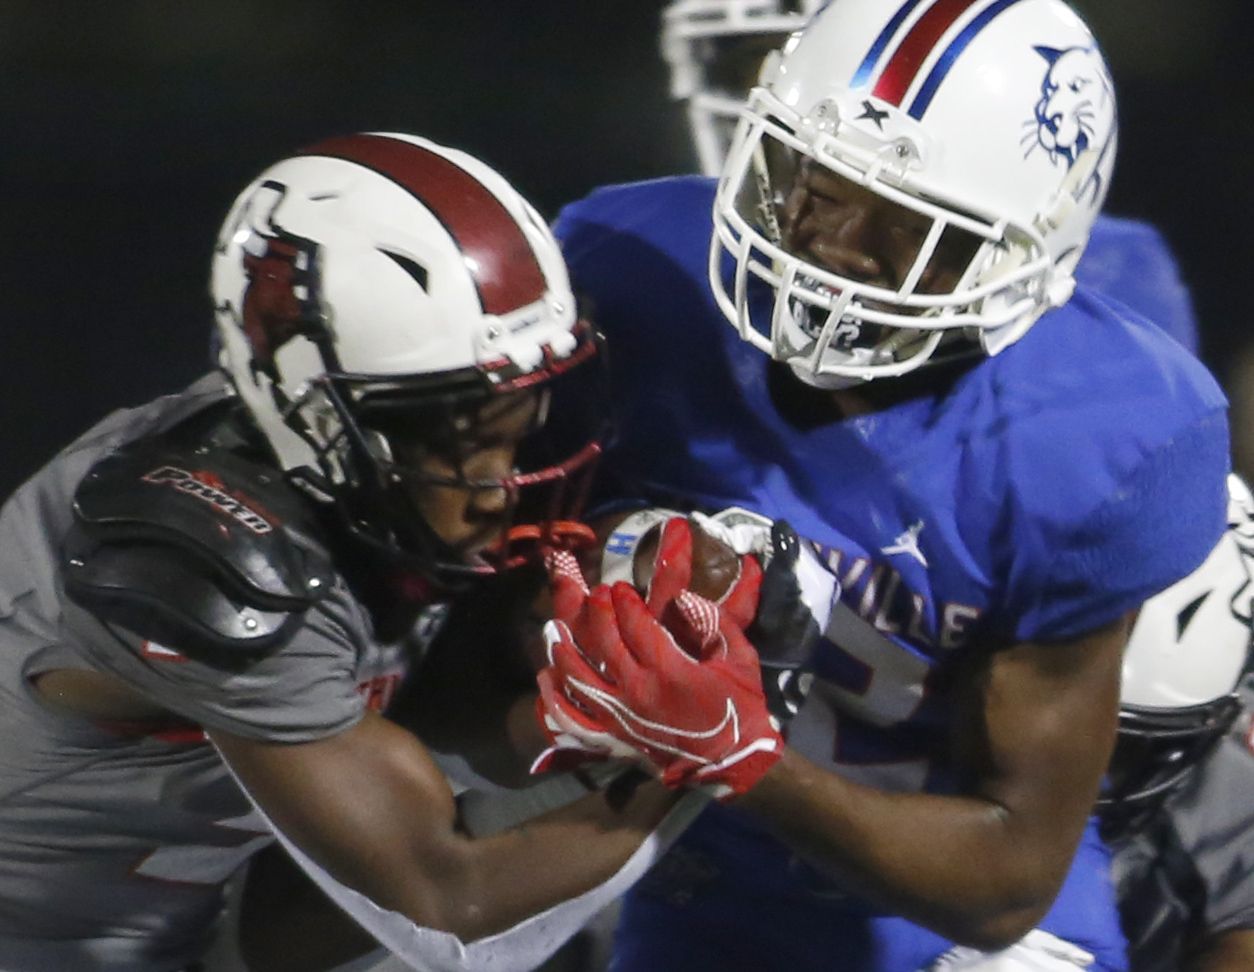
[0, 376, 433, 971]
[1109, 693, 1254, 972]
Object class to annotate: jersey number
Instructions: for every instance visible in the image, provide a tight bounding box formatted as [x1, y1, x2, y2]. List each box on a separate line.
[799, 604, 935, 791]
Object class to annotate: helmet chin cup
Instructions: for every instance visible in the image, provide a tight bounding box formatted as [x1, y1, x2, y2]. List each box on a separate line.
[786, 358, 863, 390]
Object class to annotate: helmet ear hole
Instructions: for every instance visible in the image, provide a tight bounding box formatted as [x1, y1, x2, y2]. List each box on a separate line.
[379, 250, 429, 293]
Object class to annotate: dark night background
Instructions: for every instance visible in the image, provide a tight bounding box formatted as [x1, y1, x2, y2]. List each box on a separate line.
[1, 0, 1251, 501]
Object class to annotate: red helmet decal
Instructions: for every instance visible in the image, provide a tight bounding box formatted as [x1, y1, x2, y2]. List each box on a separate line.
[225, 179, 324, 371]
[242, 238, 311, 368]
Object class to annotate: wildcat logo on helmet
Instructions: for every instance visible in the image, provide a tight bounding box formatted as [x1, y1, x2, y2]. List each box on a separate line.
[142, 467, 275, 535]
[1026, 44, 1115, 171]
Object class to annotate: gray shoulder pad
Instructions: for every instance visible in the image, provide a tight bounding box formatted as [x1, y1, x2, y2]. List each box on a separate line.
[63, 437, 335, 671]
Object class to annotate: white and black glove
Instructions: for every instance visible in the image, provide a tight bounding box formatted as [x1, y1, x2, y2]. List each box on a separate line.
[690, 509, 839, 727]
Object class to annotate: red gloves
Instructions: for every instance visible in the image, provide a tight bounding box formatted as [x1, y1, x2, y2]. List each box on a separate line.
[534, 517, 783, 800]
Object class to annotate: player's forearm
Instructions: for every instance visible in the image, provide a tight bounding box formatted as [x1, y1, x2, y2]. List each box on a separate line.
[433, 779, 680, 940]
[313, 779, 679, 942]
[213, 718, 680, 944]
[734, 748, 1078, 950]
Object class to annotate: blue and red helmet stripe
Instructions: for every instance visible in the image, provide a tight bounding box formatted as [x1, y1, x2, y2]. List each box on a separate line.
[850, 0, 928, 90]
[852, 0, 1028, 119]
[907, 0, 1027, 117]
[300, 133, 548, 317]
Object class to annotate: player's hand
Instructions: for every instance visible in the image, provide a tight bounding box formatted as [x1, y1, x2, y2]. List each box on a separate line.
[536, 518, 783, 799]
[532, 513, 716, 774]
[529, 546, 617, 775]
[748, 520, 836, 724]
[691, 511, 838, 725]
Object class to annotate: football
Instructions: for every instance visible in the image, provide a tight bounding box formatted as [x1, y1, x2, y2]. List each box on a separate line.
[580, 510, 742, 602]
[518, 510, 743, 673]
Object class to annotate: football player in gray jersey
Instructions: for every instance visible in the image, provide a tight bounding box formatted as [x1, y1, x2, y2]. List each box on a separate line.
[1098, 474, 1254, 972]
[0, 132, 739, 972]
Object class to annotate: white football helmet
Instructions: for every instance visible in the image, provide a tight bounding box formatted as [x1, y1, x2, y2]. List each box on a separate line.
[1100, 474, 1254, 821]
[661, 0, 827, 176]
[711, 0, 1118, 388]
[212, 132, 603, 584]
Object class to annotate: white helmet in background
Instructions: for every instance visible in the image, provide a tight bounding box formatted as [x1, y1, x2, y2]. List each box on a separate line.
[661, 0, 827, 176]
[212, 132, 603, 584]
[1100, 474, 1254, 825]
[711, 0, 1118, 388]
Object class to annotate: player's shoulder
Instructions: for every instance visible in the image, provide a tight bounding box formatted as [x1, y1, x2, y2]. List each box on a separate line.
[1078, 214, 1199, 354]
[1087, 212, 1172, 251]
[0, 375, 240, 607]
[5, 375, 232, 508]
[969, 288, 1227, 510]
[557, 175, 714, 225]
[555, 177, 722, 339]
[62, 408, 335, 673]
[555, 175, 716, 253]
[961, 291, 1229, 637]
[988, 287, 1224, 436]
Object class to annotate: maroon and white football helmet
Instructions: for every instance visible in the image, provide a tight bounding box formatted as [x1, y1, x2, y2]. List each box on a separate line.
[212, 132, 602, 583]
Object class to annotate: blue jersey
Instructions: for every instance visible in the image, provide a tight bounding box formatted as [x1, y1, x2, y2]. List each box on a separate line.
[1077, 215, 1199, 355]
[554, 176, 1229, 972]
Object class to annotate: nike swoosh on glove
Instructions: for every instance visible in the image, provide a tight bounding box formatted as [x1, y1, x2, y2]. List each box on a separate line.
[529, 546, 616, 776]
[536, 518, 783, 800]
[532, 511, 743, 774]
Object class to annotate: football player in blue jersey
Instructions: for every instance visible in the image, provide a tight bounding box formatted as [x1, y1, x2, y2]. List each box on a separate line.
[536, 1, 1232, 971]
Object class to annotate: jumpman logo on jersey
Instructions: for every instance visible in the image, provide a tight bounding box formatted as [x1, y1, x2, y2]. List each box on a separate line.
[881, 520, 928, 567]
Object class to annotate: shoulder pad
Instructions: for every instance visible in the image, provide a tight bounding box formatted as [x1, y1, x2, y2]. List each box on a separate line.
[63, 437, 335, 671]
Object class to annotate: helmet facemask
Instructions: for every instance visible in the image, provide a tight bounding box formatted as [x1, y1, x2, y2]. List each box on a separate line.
[1098, 696, 1243, 836]
[708, 0, 1120, 389]
[272, 324, 605, 590]
[712, 91, 1056, 388]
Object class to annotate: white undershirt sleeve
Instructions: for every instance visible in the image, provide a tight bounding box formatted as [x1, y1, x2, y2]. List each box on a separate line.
[230, 760, 708, 972]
